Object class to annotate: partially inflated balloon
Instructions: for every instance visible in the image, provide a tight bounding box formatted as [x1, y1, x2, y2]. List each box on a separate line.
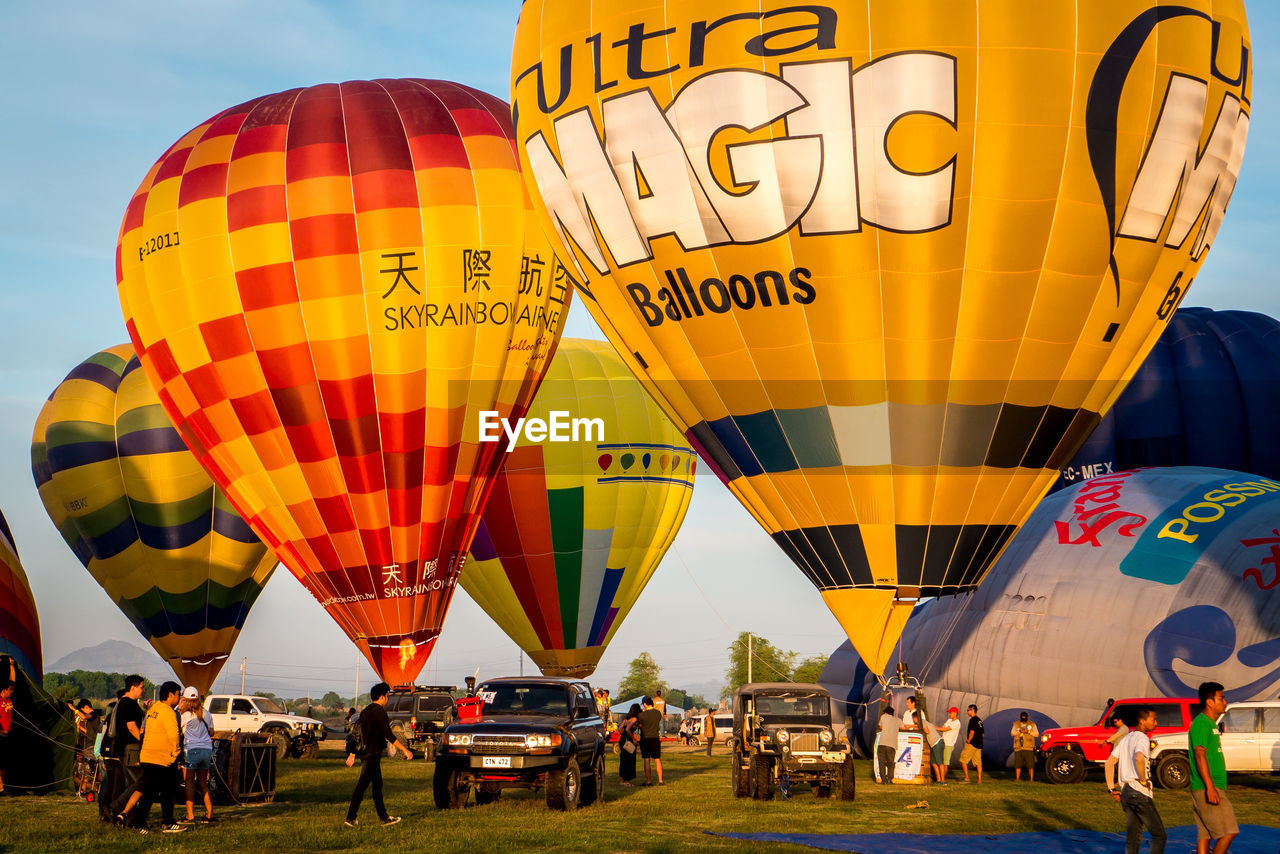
[462, 339, 695, 677]
[0, 512, 41, 679]
[117, 81, 569, 683]
[32, 345, 276, 691]
[512, 1, 1251, 672]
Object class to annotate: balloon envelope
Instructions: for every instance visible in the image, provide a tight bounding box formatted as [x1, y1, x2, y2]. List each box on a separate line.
[0, 513, 41, 679]
[32, 345, 276, 692]
[1059, 307, 1280, 490]
[512, 1, 1251, 672]
[116, 80, 569, 683]
[826, 466, 1280, 759]
[462, 338, 696, 677]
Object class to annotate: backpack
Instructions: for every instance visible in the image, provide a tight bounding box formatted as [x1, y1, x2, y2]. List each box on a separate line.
[346, 714, 366, 756]
[99, 701, 120, 759]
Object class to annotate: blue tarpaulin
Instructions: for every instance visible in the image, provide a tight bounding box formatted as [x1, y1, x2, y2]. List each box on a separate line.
[710, 824, 1280, 853]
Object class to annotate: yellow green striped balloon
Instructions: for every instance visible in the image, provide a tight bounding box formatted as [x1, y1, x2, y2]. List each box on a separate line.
[32, 345, 277, 692]
[462, 339, 695, 678]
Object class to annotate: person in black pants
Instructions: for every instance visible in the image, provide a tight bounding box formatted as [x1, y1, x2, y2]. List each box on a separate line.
[345, 682, 412, 827]
[109, 675, 147, 821]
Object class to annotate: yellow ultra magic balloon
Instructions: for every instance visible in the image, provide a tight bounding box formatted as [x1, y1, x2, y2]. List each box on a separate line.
[512, 1, 1251, 672]
[462, 339, 695, 678]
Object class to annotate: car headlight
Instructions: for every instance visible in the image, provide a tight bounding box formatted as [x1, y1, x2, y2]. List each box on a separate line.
[776, 730, 789, 743]
[820, 730, 833, 745]
[524, 734, 562, 749]
[445, 733, 472, 746]
[1041, 735, 1050, 743]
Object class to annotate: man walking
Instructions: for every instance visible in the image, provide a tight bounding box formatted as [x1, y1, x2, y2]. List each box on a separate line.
[1011, 712, 1039, 781]
[1117, 706, 1166, 854]
[638, 696, 663, 785]
[110, 675, 147, 822]
[345, 682, 412, 827]
[702, 706, 717, 757]
[1189, 682, 1238, 854]
[960, 704, 984, 784]
[876, 703, 898, 784]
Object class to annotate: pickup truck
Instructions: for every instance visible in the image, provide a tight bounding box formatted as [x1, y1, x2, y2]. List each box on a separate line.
[1150, 701, 1280, 788]
[1039, 697, 1200, 784]
[204, 694, 326, 760]
[433, 676, 608, 810]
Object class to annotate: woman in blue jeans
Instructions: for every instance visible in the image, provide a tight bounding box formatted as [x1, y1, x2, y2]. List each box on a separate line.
[178, 688, 215, 823]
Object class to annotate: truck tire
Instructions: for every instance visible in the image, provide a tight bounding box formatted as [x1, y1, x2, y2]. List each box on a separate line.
[1156, 753, 1191, 790]
[731, 749, 750, 798]
[750, 753, 773, 801]
[1045, 749, 1086, 784]
[262, 727, 290, 761]
[581, 753, 605, 806]
[433, 764, 467, 809]
[838, 757, 856, 801]
[546, 758, 581, 810]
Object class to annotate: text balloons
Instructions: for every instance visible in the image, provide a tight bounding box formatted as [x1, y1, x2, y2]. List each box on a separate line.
[117, 81, 569, 683]
[32, 345, 276, 691]
[0, 512, 41, 679]
[462, 339, 695, 677]
[512, 1, 1251, 672]
[1059, 307, 1280, 489]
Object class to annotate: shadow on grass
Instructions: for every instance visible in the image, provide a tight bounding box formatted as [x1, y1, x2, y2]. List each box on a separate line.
[1000, 793, 1090, 833]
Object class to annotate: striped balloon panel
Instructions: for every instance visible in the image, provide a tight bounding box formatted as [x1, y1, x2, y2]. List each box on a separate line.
[31, 345, 276, 692]
[0, 513, 41, 679]
[511, 0, 1251, 672]
[463, 339, 694, 678]
[116, 80, 568, 684]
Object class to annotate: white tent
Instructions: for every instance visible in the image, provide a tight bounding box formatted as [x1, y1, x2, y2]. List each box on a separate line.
[609, 695, 688, 716]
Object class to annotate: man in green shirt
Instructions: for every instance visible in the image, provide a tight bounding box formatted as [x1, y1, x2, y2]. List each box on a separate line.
[1189, 681, 1238, 854]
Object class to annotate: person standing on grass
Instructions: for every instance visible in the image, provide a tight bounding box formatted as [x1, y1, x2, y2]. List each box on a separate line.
[0, 665, 13, 796]
[1117, 706, 1165, 854]
[960, 704, 984, 784]
[923, 714, 947, 784]
[122, 681, 186, 834]
[618, 704, 641, 787]
[178, 687, 214, 824]
[1011, 712, 1039, 781]
[653, 690, 666, 737]
[702, 706, 717, 757]
[110, 675, 148, 823]
[876, 703, 898, 784]
[1105, 712, 1131, 797]
[345, 682, 412, 828]
[1189, 681, 1238, 854]
[940, 707, 961, 775]
[638, 696, 663, 785]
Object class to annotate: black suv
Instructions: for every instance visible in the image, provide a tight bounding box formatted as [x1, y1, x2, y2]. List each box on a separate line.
[384, 685, 457, 758]
[433, 677, 608, 810]
[731, 682, 855, 801]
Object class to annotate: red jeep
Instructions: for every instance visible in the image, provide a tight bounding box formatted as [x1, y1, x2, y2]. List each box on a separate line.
[1040, 697, 1201, 784]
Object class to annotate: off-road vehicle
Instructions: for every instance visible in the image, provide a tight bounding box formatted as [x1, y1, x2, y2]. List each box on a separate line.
[433, 676, 608, 810]
[204, 694, 325, 760]
[730, 682, 854, 801]
[1150, 700, 1280, 788]
[1039, 696, 1200, 784]
[384, 685, 456, 758]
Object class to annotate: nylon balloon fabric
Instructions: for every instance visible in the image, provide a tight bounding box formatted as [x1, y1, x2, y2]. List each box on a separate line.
[116, 81, 570, 684]
[1059, 306, 1280, 490]
[462, 339, 695, 678]
[31, 345, 276, 692]
[511, 1, 1251, 672]
[0, 514, 41, 679]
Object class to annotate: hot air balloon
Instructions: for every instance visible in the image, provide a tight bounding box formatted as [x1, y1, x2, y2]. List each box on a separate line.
[1059, 307, 1280, 490]
[511, 1, 1251, 673]
[462, 338, 696, 677]
[31, 345, 276, 692]
[824, 466, 1280, 760]
[0, 513, 41, 680]
[116, 81, 569, 684]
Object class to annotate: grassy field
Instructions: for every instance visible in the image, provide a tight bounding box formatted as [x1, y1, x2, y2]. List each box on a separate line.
[4, 742, 1279, 853]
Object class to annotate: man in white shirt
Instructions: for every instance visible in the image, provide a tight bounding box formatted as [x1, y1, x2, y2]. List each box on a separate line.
[940, 707, 961, 775]
[901, 696, 921, 731]
[1116, 707, 1166, 854]
[1105, 712, 1131, 796]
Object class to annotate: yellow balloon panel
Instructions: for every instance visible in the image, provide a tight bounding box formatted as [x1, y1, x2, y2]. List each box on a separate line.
[512, 1, 1251, 671]
[463, 339, 695, 678]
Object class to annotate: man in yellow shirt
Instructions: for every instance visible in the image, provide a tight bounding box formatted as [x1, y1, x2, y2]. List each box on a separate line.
[121, 682, 186, 834]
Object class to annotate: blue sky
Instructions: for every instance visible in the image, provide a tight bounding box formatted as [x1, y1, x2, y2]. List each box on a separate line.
[2, 2, 1277, 699]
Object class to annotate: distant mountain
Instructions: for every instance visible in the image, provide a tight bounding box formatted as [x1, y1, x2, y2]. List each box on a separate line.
[49, 639, 168, 679]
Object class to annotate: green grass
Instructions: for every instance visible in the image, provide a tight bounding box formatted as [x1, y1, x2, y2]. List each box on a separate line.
[4, 743, 1279, 853]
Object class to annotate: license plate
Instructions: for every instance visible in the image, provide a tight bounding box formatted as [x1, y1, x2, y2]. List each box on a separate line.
[482, 756, 511, 768]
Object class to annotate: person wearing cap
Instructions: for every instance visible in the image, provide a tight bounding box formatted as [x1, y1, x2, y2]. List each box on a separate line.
[178, 686, 215, 824]
[1011, 711, 1040, 782]
[940, 707, 961, 776]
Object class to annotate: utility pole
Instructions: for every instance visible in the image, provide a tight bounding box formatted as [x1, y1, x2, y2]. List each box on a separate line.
[519, 650, 524, 676]
[747, 633, 753, 683]
[240, 657, 246, 694]
[355, 653, 360, 707]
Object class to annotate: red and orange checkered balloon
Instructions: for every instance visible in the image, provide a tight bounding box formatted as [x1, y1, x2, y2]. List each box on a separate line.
[117, 80, 570, 684]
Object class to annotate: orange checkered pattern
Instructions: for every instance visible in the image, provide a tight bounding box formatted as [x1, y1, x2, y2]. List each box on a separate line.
[117, 80, 568, 684]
